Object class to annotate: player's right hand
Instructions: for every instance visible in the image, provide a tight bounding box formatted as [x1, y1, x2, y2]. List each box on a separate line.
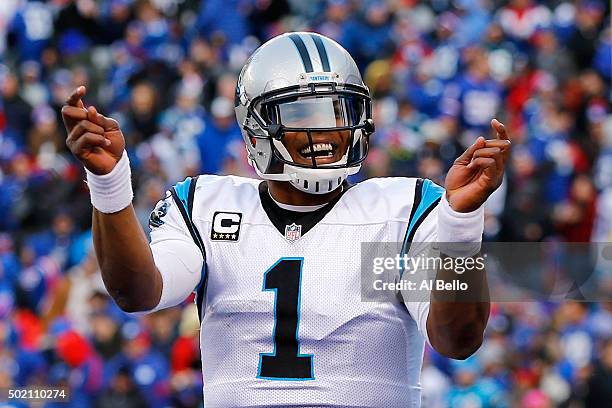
[62, 86, 126, 175]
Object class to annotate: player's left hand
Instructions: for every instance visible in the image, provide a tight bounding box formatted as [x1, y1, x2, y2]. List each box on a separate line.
[444, 119, 511, 213]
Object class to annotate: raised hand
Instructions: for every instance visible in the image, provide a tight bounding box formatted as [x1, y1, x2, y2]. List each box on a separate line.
[62, 86, 126, 175]
[444, 119, 511, 213]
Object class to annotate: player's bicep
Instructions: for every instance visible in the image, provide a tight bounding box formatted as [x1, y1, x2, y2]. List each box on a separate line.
[146, 192, 204, 312]
[150, 238, 203, 311]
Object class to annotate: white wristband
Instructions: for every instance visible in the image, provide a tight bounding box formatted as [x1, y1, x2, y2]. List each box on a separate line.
[85, 151, 133, 213]
[437, 193, 484, 257]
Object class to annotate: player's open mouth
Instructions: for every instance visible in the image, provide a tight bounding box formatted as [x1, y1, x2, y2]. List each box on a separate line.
[299, 143, 336, 159]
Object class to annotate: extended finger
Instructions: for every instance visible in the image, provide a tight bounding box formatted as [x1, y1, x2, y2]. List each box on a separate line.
[455, 136, 486, 164]
[66, 86, 86, 108]
[71, 132, 111, 154]
[484, 139, 511, 150]
[491, 119, 509, 141]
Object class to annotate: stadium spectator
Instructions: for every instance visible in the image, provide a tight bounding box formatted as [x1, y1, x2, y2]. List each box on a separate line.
[1, 0, 610, 405]
[196, 96, 242, 175]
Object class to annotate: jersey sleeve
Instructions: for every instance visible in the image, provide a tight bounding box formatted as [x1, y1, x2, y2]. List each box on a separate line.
[400, 178, 444, 345]
[146, 190, 204, 312]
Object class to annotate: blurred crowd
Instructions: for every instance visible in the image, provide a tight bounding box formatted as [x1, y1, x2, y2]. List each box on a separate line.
[0, 0, 611, 407]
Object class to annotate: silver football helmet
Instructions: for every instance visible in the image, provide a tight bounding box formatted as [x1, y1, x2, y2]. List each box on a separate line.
[235, 32, 374, 194]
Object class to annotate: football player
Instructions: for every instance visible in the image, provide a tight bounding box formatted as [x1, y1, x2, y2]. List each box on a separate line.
[62, 32, 510, 407]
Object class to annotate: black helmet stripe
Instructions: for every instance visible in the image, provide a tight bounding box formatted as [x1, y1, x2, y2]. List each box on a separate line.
[310, 34, 331, 72]
[288, 33, 313, 73]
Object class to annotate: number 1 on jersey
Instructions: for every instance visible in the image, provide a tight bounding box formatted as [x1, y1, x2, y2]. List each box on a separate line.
[258, 258, 314, 380]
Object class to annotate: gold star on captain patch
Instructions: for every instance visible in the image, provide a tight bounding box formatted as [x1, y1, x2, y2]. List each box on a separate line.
[213, 233, 218, 239]
[231, 234, 236, 239]
[225, 234, 231, 239]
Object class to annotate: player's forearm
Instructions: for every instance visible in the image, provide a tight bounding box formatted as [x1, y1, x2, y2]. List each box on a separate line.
[427, 256, 489, 359]
[93, 205, 162, 312]
[428, 193, 489, 359]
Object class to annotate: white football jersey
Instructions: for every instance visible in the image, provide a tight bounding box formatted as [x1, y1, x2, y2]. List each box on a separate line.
[148, 175, 444, 408]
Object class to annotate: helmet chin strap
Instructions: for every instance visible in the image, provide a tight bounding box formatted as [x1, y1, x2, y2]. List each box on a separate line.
[286, 164, 360, 194]
[252, 160, 359, 194]
[289, 166, 358, 194]
[253, 164, 291, 181]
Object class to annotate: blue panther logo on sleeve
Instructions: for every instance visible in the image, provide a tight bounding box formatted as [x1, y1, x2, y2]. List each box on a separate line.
[149, 191, 171, 228]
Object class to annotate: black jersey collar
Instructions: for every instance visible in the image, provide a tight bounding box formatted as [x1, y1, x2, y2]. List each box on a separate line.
[258, 181, 350, 238]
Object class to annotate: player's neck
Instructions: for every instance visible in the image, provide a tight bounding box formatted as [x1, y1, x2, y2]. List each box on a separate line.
[267, 180, 343, 206]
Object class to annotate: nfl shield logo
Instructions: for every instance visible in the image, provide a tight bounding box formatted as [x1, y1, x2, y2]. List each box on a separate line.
[284, 223, 302, 241]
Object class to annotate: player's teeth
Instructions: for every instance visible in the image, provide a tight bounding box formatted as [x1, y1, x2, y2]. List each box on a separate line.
[301, 143, 333, 156]
[313, 143, 332, 152]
